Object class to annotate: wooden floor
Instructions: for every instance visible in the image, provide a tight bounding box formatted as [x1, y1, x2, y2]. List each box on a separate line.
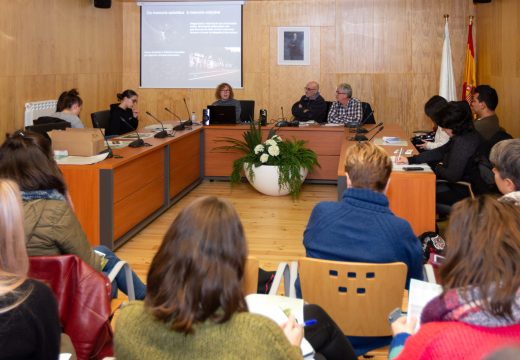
[115, 179, 337, 283]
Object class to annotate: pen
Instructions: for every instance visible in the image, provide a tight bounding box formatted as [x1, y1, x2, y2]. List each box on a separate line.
[396, 148, 403, 162]
[303, 319, 318, 327]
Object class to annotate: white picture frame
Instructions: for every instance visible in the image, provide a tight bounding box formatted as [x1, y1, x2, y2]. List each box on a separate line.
[277, 27, 310, 65]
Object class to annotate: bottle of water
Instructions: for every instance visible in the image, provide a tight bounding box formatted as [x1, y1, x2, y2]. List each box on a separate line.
[190, 112, 196, 123]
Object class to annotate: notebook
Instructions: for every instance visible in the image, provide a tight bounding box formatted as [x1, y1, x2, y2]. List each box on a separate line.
[207, 105, 237, 125]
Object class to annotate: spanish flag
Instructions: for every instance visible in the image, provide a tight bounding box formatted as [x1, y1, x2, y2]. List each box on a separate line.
[462, 16, 476, 102]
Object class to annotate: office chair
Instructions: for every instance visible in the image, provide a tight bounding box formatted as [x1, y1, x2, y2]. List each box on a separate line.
[25, 116, 71, 140]
[239, 100, 255, 123]
[325, 101, 333, 116]
[361, 102, 376, 124]
[91, 110, 111, 130]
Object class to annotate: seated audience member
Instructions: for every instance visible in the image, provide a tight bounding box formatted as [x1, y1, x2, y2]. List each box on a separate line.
[49, 88, 84, 128]
[108, 89, 139, 136]
[470, 84, 501, 140]
[0, 130, 146, 300]
[490, 139, 520, 205]
[0, 179, 60, 360]
[115, 196, 356, 360]
[415, 95, 449, 151]
[389, 196, 520, 359]
[291, 81, 328, 123]
[301, 142, 423, 355]
[327, 83, 362, 126]
[212, 82, 241, 123]
[397, 101, 482, 206]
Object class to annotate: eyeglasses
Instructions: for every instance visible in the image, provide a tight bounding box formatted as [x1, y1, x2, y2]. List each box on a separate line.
[220, 89, 231, 92]
[130, 98, 138, 104]
[336, 91, 347, 95]
[304, 87, 318, 91]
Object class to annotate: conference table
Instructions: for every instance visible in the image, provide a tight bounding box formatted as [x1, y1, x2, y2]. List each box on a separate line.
[59, 127, 202, 249]
[60, 122, 434, 249]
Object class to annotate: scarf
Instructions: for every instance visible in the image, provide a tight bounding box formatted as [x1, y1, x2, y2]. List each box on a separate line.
[21, 189, 66, 202]
[421, 287, 520, 328]
[499, 191, 520, 207]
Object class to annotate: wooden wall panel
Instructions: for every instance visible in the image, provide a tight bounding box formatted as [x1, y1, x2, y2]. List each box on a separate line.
[0, 0, 123, 136]
[121, 0, 474, 136]
[476, 0, 520, 137]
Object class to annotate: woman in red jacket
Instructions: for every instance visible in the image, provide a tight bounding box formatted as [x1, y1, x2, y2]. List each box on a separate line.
[389, 196, 520, 359]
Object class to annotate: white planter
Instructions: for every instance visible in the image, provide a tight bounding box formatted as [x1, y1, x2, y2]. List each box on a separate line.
[244, 164, 308, 196]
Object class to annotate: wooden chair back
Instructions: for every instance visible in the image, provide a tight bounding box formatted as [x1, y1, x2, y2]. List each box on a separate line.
[298, 257, 407, 336]
[243, 256, 259, 295]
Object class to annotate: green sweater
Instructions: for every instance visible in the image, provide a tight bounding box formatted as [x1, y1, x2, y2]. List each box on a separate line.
[115, 302, 302, 360]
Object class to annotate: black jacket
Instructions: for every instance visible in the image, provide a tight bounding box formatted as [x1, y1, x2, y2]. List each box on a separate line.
[291, 94, 327, 123]
[108, 104, 138, 136]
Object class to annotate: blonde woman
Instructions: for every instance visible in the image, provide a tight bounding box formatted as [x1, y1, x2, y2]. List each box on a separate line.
[0, 179, 60, 359]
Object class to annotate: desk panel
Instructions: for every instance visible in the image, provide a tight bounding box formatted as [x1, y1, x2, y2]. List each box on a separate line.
[170, 134, 201, 198]
[204, 125, 344, 181]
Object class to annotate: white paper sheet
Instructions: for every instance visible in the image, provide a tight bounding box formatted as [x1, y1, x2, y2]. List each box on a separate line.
[406, 279, 443, 330]
[55, 152, 109, 165]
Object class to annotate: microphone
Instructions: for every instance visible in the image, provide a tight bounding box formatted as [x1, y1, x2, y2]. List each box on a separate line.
[164, 107, 182, 121]
[351, 123, 384, 141]
[367, 125, 384, 142]
[353, 110, 376, 133]
[145, 111, 168, 138]
[120, 117, 144, 148]
[183, 98, 193, 126]
[93, 119, 113, 158]
[165, 107, 189, 130]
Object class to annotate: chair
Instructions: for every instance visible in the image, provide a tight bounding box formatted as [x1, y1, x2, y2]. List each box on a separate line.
[325, 101, 333, 116]
[239, 100, 255, 123]
[91, 110, 111, 130]
[298, 258, 407, 337]
[361, 102, 376, 124]
[243, 256, 259, 295]
[25, 116, 71, 139]
[29, 255, 114, 360]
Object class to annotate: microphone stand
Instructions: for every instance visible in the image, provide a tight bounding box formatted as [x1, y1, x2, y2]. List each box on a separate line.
[164, 107, 186, 131]
[145, 111, 168, 138]
[94, 119, 114, 158]
[183, 98, 193, 126]
[351, 122, 384, 141]
[350, 110, 375, 133]
[367, 126, 384, 142]
[120, 117, 146, 148]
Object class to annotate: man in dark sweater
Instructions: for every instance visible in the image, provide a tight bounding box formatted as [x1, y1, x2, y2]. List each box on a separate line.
[291, 81, 328, 123]
[470, 85, 501, 140]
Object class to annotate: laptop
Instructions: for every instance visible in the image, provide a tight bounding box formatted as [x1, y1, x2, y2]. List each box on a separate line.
[207, 105, 237, 125]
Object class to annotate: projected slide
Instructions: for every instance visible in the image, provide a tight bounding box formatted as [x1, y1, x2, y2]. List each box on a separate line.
[140, 3, 242, 89]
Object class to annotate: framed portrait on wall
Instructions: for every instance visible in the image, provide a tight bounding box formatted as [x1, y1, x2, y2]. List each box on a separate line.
[277, 27, 310, 65]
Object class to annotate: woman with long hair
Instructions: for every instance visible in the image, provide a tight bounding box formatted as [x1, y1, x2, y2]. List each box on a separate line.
[50, 88, 84, 128]
[0, 179, 60, 359]
[389, 196, 520, 359]
[115, 196, 355, 360]
[0, 130, 146, 300]
[108, 89, 139, 136]
[212, 82, 241, 123]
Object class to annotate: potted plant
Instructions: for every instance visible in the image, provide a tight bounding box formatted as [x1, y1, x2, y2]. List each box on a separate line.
[215, 122, 319, 197]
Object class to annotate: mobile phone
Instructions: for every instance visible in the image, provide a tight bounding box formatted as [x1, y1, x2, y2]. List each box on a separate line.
[403, 166, 424, 171]
[388, 307, 405, 324]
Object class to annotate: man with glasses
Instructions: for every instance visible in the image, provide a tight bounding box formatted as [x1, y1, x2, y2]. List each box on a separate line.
[327, 83, 362, 126]
[291, 81, 328, 123]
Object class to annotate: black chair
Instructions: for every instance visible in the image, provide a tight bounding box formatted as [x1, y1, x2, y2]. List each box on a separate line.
[91, 110, 111, 130]
[25, 117, 71, 140]
[361, 102, 376, 124]
[239, 100, 255, 123]
[325, 101, 333, 118]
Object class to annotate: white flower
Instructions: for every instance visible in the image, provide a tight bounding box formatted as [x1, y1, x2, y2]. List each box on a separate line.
[265, 139, 277, 146]
[271, 135, 282, 142]
[260, 153, 269, 163]
[268, 145, 280, 156]
[254, 144, 265, 154]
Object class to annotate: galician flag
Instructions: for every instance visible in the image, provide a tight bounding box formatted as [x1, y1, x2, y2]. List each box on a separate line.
[439, 17, 456, 101]
[462, 17, 476, 102]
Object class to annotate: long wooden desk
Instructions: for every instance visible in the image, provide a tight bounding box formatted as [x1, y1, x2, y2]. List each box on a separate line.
[59, 127, 202, 249]
[203, 124, 345, 181]
[337, 124, 436, 235]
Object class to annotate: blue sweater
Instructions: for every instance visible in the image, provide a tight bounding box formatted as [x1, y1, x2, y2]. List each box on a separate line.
[303, 188, 423, 289]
